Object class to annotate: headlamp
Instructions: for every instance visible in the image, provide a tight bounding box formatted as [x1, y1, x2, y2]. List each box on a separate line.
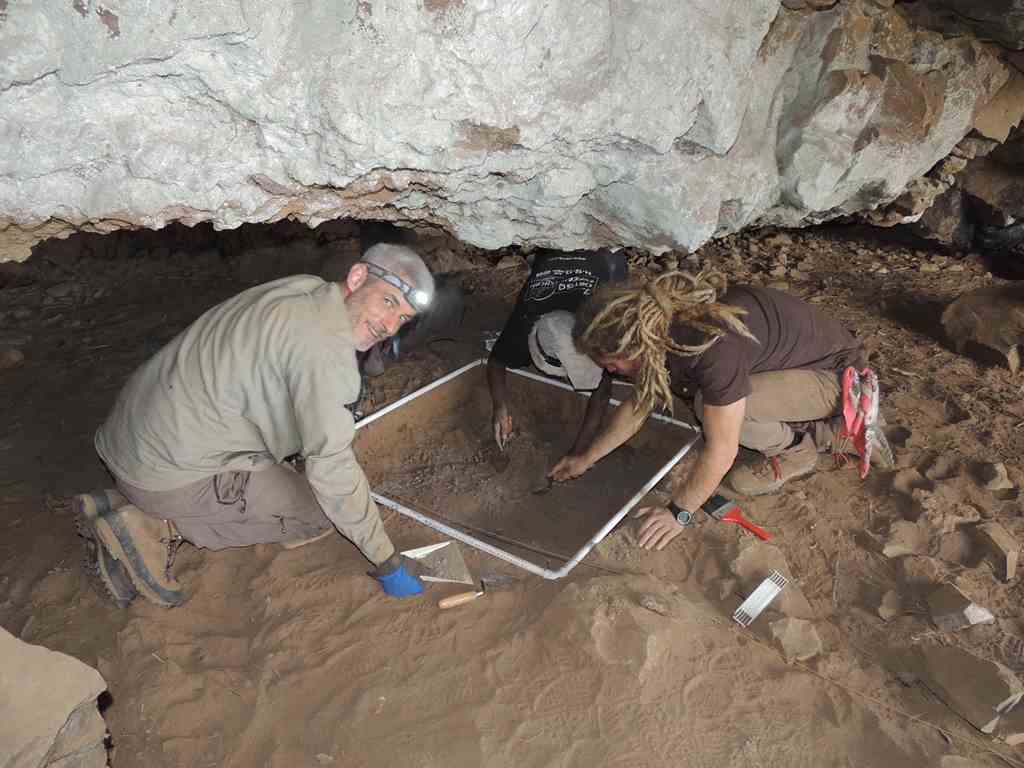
[361, 262, 432, 313]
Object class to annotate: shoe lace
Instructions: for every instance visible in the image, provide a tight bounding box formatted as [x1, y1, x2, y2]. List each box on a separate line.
[160, 521, 183, 582]
[751, 456, 784, 481]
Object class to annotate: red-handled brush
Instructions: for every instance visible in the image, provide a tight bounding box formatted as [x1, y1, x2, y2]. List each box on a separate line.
[701, 494, 772, 541]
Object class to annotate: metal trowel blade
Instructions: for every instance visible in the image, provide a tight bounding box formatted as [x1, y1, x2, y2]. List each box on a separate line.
[400, 541, 475, 586]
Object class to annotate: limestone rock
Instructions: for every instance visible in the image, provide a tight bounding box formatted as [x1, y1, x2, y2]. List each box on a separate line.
[962, 156, 1024, 229]
[926, 583, 994, 632]
[910, 0, 1024, 51]
[878, 589, 902, 621]
[883, 520, 927, 558]
[0, 627, 109, 768]
[730, 541, 813, 619]
[44, 702, 109, 768]
[976, 522, 1020, 582]
[918, 644, 1024, 734]
[973, 71, 1024, 144]
[0, 347, 24, 370]
[770, 617, 823, 662]
[0, 0, 1010, 261]
[910, 187, 973, 249]
[942, 284, 1024, 372]
[978, 462, 1015, 492]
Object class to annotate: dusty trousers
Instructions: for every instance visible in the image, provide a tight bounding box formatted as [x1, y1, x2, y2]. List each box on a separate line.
[694, 369, 843, 457]
[113, 463, 332, 550]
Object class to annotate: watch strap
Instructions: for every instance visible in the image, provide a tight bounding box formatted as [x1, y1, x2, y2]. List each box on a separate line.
[668, 500, 693, 527]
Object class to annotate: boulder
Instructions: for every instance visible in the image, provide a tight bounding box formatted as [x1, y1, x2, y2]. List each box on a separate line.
[0, 627, 109, 768]
[918, 644, 1024, 734]
[0, 0, 1010, 261]
[926, 583, 994, 632]
[942, 284, 1024, 372]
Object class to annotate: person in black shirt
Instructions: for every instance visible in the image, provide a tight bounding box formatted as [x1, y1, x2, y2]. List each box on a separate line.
[487, 248, 628, 457]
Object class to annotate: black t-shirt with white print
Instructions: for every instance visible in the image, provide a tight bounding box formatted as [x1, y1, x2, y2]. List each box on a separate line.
[490, 248, 628, 369]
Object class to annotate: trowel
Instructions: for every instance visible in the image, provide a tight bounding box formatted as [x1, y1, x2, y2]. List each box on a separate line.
[400, 541, 475, 586]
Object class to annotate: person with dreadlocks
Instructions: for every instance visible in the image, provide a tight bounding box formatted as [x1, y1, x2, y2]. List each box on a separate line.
[549, 269, 894, 550]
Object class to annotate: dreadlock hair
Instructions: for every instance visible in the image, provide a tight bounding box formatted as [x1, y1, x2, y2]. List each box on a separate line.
[574, 268, 758, 415]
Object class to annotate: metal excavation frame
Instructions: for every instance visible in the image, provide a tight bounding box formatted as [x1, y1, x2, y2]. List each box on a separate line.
[355, 359, 701, 580]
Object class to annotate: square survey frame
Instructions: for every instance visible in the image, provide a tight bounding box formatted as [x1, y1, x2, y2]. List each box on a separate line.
[354, 360, 701, 580]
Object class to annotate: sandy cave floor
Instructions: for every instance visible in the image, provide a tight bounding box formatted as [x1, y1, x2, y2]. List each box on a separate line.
[2, 225, 1024, 767]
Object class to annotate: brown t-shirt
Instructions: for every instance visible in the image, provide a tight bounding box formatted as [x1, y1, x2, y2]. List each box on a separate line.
[667, 286, 862, 407]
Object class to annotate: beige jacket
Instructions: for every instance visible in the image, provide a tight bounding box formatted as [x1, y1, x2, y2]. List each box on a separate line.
[95, 276, 394, 565]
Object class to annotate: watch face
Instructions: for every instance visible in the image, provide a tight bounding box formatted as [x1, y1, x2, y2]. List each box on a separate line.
[675, 509, 692, 526]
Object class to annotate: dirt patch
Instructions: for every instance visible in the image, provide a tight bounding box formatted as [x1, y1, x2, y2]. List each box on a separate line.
[2, 221, 1024, 767]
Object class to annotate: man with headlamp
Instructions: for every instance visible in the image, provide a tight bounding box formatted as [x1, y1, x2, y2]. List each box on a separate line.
[77, 244, 434, 607]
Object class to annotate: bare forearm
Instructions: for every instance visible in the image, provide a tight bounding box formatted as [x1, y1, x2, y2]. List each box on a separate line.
[572, 374, 612, 454]
[582, 395, 649, 465]
[486, 355, 507, 409]
[673, 445, 736, 514]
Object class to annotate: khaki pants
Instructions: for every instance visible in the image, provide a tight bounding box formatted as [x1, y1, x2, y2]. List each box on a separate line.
[114, 463, 332, 550]
[694, 369, 843, 457]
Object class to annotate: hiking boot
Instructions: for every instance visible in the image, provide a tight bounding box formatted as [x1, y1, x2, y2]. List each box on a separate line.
[76, 492, 186, 607]
[827, 415, 896, 470]
[80, 535, 138, 609]
[726, 433, 818, 497]
[281, 528, 334, 551]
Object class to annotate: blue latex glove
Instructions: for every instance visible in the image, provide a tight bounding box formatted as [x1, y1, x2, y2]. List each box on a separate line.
[373, 562, 423, 598]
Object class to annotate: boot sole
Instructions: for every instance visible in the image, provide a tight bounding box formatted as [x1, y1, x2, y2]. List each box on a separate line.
[78, 529, 138, 609]
[75, 493, 186, 608]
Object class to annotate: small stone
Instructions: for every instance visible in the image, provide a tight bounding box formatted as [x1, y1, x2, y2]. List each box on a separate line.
[918, 645, 1023, 733]
[315, 755, 336, 765]
[923, 454, 960, 481]
[878, 589, 902, 621]
[0, 347, 25, 370]
[976, 522, 1020, 582]
[979, 462, 1014, 492]
[12, 308, 31, 320]
[770, 617, 822, 662]
[893, 468, 932, 495]
[920, 263, 941, 273]
[926, 583, 994, 632]
[883, 520, 926, 558]
[717, 577, 739, 602]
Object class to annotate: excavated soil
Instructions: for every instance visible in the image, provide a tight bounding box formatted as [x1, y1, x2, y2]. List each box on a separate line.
[1, 222, 1023, 767]
[355, 364, 696, 567]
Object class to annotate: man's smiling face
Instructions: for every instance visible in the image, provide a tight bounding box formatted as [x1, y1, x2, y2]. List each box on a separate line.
[344, 264, 418, 352]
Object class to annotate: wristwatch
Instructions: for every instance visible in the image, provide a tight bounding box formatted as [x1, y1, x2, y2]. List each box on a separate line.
[667, 500, 694, 527]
